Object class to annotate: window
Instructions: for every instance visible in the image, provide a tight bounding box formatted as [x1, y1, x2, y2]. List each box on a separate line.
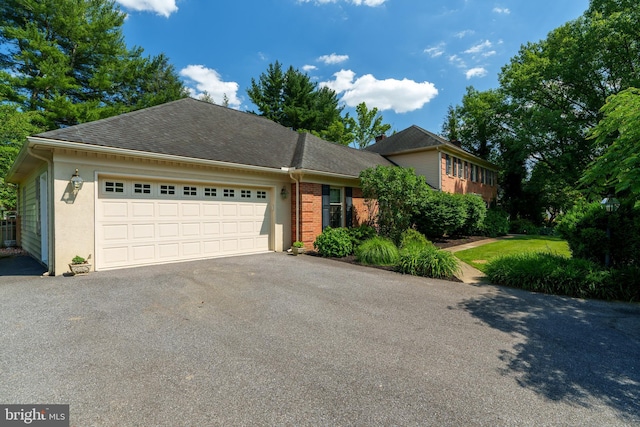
[241, 190, 251, 198]
[183, 186, 197, 196]
[160, 185, 175, 195]
[464, 162, 469, 180]
[457, 158, 463, 178]
[105, 181, 124, 193]
[223, 189, 235, 198]
[204, 187, 216, 197]
[257, 191, 267, 199]
[134, 183, 151, 194]
[445, 154, 452, 175]
[329, 188, 342, 228]
[471, 165, 477, 182]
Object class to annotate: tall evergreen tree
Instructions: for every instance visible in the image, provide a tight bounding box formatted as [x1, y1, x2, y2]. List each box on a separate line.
[0, 0, 187, 128]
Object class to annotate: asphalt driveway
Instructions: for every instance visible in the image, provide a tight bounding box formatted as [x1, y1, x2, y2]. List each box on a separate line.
[1, 253, 639, 426]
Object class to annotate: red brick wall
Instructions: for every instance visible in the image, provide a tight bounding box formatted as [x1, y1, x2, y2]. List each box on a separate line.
[440, 156, 497, 203]
[290, 183, 370, 250]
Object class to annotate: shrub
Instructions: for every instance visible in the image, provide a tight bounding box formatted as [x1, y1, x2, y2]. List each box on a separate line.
[313, 227, 353, 258]
[509, 218, 539, 234]
[556, 200, 640, 268]
[481, 208, 509, 237]
[399, 228, 432, 251]
[415, 191, 467, 238]
[396, 246, 460, 279]
[485, 252, 640, 301]
[355, 237, 400, 266]
[460, 193, 487, 235]
[348, 224, 377, 250]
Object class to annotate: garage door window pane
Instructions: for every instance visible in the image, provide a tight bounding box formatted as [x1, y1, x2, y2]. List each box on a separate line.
[204, 188, 216, 197]
[183, 186, 197, 196]
[241, 190, 251, 198]
[224, 189, 235, 198]
[134, 183, 151, 194]
[257, 191, 267, 199]
[105, 182, 124, 193]
[160, 185, 175, 195]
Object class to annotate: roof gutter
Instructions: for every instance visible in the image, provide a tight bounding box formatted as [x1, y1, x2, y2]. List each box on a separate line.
[27, 136, 294, 176]
[283, 167, 302, 243]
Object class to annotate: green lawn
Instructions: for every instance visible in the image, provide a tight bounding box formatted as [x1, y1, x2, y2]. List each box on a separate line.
[454, 235, 571, 273]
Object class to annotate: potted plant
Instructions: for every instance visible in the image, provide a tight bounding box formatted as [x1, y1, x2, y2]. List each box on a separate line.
[69, 254, 91, 275]
[292, 241, 305, 256]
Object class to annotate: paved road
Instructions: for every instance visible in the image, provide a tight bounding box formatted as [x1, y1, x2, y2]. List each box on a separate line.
[1, 253, 639, 426]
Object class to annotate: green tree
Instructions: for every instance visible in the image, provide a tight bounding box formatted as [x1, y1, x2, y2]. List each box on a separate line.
[0, 103, 45, 210]
[0, 0, 187, 128]
[247, 61, 343, 134]
[581, 88, 640, 198]
[346, 102, 392, 149]
[359, 166, 430, 244]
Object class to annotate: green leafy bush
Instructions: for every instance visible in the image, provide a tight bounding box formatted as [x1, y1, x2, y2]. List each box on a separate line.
[313, 227, 353, 258]
[556, 200, 640, 267]
[355, 237, 400, 266]
[415, 191, 467, 238]
[396, 246, 460, 279]
[348, 224, 378, 250]
[485, 252, 640, 301]
[481, 207, 509, 237]
[460, 193, 487, 235]
[509, 218, 539, 234]
[399, 229, 433, 251]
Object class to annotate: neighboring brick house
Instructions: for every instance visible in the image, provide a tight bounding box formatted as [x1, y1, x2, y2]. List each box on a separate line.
[366, 125, 498, 204]
[7, 99, 498, 275]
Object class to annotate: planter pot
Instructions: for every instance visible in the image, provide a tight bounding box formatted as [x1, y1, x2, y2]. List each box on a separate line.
[292, 247, 305, 256]
[69, 263, 91, 275]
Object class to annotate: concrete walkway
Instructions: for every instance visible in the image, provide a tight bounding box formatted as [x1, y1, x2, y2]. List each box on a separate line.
[444, 235, 515, 284]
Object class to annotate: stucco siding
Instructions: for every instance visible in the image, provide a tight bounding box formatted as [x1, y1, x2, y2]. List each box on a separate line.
[51, 152, 292, 275]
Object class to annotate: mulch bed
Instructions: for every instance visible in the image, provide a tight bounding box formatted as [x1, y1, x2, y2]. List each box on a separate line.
[0, 247, 28, 258]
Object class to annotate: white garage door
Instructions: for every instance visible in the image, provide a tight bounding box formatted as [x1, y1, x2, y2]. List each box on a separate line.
[96, 178, 271, 270]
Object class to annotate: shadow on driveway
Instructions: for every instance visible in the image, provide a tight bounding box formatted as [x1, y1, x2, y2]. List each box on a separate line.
[0, 255, 47, 277]
[457, 287, 640, 423]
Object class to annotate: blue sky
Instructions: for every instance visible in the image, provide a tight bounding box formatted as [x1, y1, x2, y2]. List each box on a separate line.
[118, 0, 590, 135]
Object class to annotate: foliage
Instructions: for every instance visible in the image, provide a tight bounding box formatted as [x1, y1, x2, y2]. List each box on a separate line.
[355, 237, 400, 266]
[486, 252, 640, 301]
[359, 166, 431, 244]
[247, 61, 343, 136]
[481, 208, 509, 237]
[0, 105, 45, 210]
[509, 218, 539, 234]
[556, 200, 640, 268]
[0, 0, 187, 128]
[345, 102, 392, 149]
[454, 235, 571, 273]
[399, 229, 432, 251]
[292, 241, 304, 248]
[581, 88, 640, 197]
[71, 255, 86, 264]
[347, 224, 377, 250]
[313, 227, 353, 258]
[396, 246, 460, 280]
[460, 193, 487, 235]
[415, 191, 467, 238]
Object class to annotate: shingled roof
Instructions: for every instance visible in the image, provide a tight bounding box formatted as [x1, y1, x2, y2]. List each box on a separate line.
[365, 125, 461, 155]
[33, 98, 393, 177]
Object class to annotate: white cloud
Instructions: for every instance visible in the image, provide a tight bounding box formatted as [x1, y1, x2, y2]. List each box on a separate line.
[464, 40, 492, 55]
[424, 43, 446, 58]
[318, 53, 349, 65]
[302, 64, 318, 72]
[455, 30, 474, 39]
[116, 0, 178, 17]
[448, 54, 467, 68]
[298, 0, 387, 6]
[493, 7, 510, 14]
[179, 65, 241, 108]
[321, 70, 438, 113]
[465, 67, 488, 79]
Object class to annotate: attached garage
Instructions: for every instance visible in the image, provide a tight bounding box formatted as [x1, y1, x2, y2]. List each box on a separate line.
[96, 176, 271, 270]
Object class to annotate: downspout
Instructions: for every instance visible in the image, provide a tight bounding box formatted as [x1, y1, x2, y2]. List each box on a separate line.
[27, 146, 54, 276]
[288, 169, 301, 242]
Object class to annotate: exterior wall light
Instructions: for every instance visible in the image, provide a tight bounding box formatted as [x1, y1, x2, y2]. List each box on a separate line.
[600, 195, 620, 213]
[71, 169, 84, 192]
[280, 186, 288, 199]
